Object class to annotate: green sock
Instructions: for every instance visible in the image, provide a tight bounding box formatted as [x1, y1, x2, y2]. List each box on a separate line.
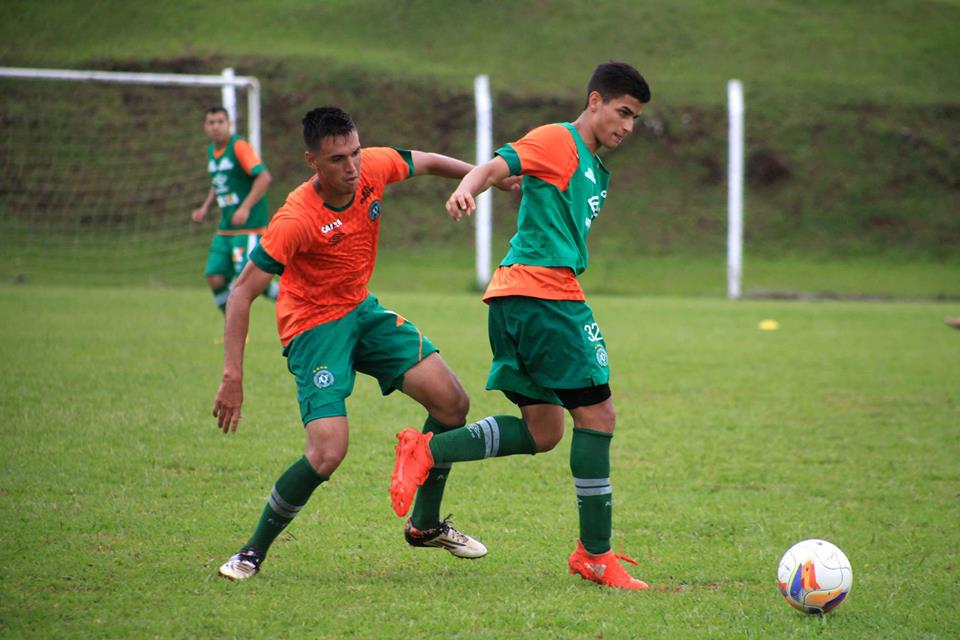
[243, 456, 327, 557]
[570, 427, 613, 555]
[410, 415, 460, 530]
[212, 284, 230, 313]
[429, 415, 536, 465]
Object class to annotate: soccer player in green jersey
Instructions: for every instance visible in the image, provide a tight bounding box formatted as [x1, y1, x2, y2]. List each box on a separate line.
[391, 62, 652, 590]
[191, 106, 278, 313]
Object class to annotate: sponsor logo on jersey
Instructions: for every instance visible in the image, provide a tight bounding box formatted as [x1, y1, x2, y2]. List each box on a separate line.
[313, 367, 335, 389]
[360, 185, 375, 204]
[595, 346, 609, 367]
[218, 157, 235, 171]
[588, 195, 601, 214]
[216, 193, 239, 208]
[586, 190, 607, 217]
[584, 167, 596, 184]
[208, 160, 218, 173]
[369, 200, 381, 221]
[321, 219, 343, 234]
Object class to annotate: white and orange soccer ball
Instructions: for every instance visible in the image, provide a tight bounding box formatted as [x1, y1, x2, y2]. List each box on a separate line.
[777, 539, 853, 614]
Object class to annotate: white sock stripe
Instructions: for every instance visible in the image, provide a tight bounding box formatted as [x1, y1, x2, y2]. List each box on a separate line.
[214, 290, 231, 305]
[576, 485, 613, 497]
[479, 418, 494, 458]
[268, 487, 301, 519]
[487, 416, 500, 457]
[574, 477, 611, 488]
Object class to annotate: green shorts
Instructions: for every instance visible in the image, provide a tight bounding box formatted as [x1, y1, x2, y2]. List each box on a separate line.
[486, 296, 610, 405]
[284, 294, 439, 424]
[204, 232, 263, 279]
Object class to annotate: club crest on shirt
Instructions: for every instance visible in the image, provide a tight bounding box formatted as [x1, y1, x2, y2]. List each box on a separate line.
[369, 200, 381, 221]
[313, 367, 335, 388]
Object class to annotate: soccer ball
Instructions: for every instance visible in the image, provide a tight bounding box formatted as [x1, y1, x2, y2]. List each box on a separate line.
[776, 539, 852, 614]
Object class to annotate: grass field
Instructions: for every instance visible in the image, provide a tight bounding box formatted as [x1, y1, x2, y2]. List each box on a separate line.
[3, 0, 959, 106]
[1, 284, 957, 638]
[2, 0, 959, 271]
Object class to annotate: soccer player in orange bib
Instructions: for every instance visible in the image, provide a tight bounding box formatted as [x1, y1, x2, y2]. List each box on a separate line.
[213, 107, 516, 580]
[391, 62, 652, 590]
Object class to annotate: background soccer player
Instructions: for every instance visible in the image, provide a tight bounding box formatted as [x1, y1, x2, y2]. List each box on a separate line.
[213, 107, 518, 580]
[391, 62, 652, 590]
[191, 106, 278, 313]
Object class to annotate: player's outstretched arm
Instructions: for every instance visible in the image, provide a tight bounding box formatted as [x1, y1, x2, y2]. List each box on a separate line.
[445, 156, 512, 221]
[410, 150, 473, 180]
[213, 261, 274, 434]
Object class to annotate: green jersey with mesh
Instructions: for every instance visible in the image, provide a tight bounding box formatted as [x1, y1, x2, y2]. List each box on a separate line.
[495, 122, 610, 275]
[206, 135, 269, 231]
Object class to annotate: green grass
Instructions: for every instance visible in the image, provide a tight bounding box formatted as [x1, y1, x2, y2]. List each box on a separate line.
[1, 284, 958, 638]
[3, 236, 959, 300]
[2, 0, 958, 276]
[2, 0, 959, 106]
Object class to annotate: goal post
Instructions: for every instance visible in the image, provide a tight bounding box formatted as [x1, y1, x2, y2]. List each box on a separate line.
[0, 66, 262, 285]
[474, 74, 493, 289]
[727, 79, 745, 300]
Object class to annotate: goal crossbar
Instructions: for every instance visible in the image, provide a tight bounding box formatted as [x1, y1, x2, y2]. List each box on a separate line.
[0, 66, 262, 153]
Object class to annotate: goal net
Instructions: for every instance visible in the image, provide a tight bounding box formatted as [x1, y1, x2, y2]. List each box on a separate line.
[0, 67, 260, 286]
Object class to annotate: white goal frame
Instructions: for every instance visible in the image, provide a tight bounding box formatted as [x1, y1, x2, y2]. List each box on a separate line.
[727, 79, 745, 300]
[0, 66, 262, 154]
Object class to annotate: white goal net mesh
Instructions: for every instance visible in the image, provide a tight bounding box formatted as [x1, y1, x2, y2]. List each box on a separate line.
[0, 76, 246, 286]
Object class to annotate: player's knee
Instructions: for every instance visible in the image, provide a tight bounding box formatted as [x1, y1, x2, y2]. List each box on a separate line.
[207, 275, 227, 290]
[433, 388, 470, 426]
[528, 417, 565, 453]
[534, 428, 564, 453]
[590, 401, 617, 432]
[590, 400, 616, 432]
[304, 443, 347, 477]
[570, 398, 617, 433]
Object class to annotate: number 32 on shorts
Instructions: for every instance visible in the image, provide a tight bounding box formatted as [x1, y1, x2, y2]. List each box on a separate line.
[583, 322, 603, 342]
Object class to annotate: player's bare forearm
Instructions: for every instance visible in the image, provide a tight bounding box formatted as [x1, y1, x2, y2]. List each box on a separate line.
[446, 157, 511, 220]
[202, 187, 216, 210]
[241, 170, 272, 211]
[192, 187, 216, 222]
[410, 150, 473, 180]
[213, 262, 273, 433]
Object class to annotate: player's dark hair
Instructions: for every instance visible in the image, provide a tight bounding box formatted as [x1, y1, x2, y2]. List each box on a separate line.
[585, 62, 651, 107]
[205, 105, 229, 118]
[302, 106, 356, 151]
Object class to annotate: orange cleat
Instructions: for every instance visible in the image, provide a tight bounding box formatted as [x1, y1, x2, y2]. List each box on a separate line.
[389, 428, 435, 517]
[568, 539, 649, 590]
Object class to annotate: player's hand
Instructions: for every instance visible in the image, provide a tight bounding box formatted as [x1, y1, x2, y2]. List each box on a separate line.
[493, 175, 522, 192]
[230, 206, 250, 226]
[191, 207, 207, 223]
[213, 376, 244, 434]
[445, 190, 477, 221]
